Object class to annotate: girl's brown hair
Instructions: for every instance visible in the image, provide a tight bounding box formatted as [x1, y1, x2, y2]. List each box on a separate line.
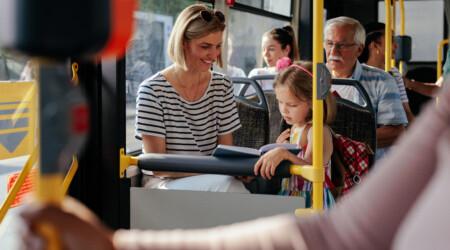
[273, 61, 336, 124]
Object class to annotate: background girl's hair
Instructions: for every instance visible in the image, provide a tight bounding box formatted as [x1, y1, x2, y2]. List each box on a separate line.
[168, 4, 226, 70]
[273, 60, 336, 124]
[358, 22, 385, 63]
[264, 25, 300, 61]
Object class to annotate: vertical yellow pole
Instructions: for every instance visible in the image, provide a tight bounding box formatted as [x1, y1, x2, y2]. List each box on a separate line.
[391, 0, 396, 67]
[437, 39, 449, 79]
[385, 0, 392, 72]
[399, 0, 405, 74]
[312, 0, 324, 211]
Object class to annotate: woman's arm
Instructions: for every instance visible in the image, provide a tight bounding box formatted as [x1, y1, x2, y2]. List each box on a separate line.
[142, 135, 198, 178]
[217, 133, 233, 146]
[403, 76, 441, 97]
[376, 124, 405, 148]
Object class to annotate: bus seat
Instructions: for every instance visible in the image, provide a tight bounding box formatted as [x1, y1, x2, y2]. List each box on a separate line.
[231, 77, 269, 149]
[245, 91, 282, 144]
[263, 91, 284, 144]
[248, 75, 283, 144]
[232, 77, 281, 194]
[329, 98, 377, 154]
[330, 79, 377, 156]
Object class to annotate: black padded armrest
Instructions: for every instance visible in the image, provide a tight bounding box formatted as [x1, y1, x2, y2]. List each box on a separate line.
[138, 153, 291, 178]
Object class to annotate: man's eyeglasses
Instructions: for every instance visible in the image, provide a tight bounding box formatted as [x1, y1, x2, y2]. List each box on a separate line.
[198, 10, 225, 23]
[323, 41, 357, 51]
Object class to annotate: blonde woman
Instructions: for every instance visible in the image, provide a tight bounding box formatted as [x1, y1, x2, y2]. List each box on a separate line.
[135, 4, 247, 193]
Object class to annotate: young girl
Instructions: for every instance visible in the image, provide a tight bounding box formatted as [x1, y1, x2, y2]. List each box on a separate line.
[254, 58, 337, 209]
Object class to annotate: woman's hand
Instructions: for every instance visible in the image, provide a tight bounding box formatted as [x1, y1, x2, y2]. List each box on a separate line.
[254, 147, 289, 179]
[276, 129, 291, 144]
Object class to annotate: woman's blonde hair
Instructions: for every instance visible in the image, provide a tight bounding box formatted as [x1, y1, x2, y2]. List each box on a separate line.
[168, 4, 226, 70]
[273, 61, 336, 124]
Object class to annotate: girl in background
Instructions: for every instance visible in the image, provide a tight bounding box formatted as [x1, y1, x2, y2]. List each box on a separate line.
[245, 26, 300, 94]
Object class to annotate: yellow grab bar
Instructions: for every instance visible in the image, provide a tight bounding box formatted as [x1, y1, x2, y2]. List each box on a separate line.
[385, 0, 392, 72]
[399, 0, 405, 74]
[310, 0, 325, 212]
[60, 156, 79, 196]
[437, 39, 449, 79]
[391, 0, 396, 67]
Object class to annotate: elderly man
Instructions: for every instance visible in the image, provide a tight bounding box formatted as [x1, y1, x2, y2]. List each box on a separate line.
[324, 16, 407, 161]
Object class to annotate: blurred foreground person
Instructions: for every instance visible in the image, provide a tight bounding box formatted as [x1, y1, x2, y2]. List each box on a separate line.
[21, 65, 450, 250]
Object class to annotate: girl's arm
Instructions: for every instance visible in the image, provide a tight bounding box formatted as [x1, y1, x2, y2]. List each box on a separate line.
[254, 147, 309, 179]
[303, 125, 333, 165]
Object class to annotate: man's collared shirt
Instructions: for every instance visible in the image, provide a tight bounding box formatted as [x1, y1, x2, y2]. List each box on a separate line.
[330, 60, 408, 160]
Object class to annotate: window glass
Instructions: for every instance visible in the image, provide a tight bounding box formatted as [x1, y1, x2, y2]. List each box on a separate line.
[237, 0, 291, 16]
[126, 0, 211, 153]
[378, 0, 444, 62]
[228, 9, 289, 76]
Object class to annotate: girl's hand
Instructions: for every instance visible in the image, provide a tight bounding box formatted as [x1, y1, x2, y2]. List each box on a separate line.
[276, 129, 291, 144]
[254, 147, 289, 179]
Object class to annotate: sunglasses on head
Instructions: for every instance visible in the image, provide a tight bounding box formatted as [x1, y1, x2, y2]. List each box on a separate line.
[198, 10, 225, 23]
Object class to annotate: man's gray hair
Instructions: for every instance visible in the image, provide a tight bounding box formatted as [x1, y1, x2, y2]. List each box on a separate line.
[324, 16, 365, 45]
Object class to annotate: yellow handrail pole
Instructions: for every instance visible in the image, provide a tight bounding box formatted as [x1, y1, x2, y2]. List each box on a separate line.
[60, 156, 78, 196]
[391, 0, 396, 67]
[0, 147, 38, 224]
[311, 0, 324, 211]
[385, 0, 392, 72]
[437, 39, 449, 79]
[399, 0, 405, 74]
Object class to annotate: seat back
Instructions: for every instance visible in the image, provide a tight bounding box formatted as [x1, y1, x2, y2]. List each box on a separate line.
[247, 75, 283, 144]
[238, 74, 275, 96]
[263, 91, 284, 143]
[330, 79, 377, 154]
[232, 77, 283, 194]
[231, 77, 269, 149]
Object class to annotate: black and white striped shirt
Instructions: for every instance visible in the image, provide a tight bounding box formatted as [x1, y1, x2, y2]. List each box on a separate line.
[135, 71, 241, 156]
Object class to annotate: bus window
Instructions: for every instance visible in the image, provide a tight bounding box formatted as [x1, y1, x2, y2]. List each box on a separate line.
[125, 0, 212, 154]
[237, 0, 291, 16]
[378, 0, 444, 62]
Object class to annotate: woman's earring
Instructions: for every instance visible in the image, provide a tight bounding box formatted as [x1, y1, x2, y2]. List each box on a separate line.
[376, 49, 379, 55]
